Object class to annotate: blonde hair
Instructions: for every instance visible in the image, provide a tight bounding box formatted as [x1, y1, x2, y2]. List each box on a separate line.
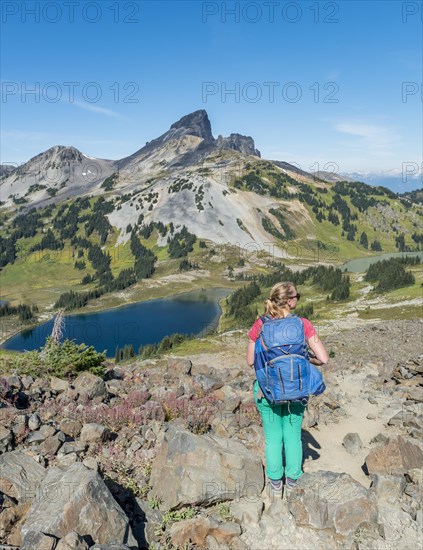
[263, 281, 296, 318]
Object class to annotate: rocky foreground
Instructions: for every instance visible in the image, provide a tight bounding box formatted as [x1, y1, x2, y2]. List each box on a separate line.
[0, 319, 422, 549]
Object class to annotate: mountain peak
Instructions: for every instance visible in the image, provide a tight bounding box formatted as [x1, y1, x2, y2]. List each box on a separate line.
[170, 109, 213, 141]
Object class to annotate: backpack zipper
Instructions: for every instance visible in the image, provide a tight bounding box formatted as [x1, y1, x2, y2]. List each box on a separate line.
[298, 363, 302, 390]
[277, 366, 285, 394]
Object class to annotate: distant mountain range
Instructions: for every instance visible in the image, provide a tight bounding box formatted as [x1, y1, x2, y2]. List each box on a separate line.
[340, 170, 422, 193]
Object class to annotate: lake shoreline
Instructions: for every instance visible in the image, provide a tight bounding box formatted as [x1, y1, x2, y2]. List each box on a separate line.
[0, 286, 233, 356]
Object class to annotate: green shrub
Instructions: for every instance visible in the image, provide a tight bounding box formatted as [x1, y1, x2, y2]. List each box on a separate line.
[39, 336, 106, 376]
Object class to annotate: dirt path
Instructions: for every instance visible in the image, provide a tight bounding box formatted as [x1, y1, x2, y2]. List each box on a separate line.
[303, 366, 404, 487]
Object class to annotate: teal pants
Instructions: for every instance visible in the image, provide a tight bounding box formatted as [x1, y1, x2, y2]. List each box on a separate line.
[253, 379, 306, 481]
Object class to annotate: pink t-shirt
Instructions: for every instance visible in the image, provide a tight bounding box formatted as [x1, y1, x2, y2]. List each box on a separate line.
[248, 317, 316, 342]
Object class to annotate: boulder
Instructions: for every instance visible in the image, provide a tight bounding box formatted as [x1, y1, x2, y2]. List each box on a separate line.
[80, 423, 110, 443]
[0, 451, 45, 503]
[169, 516, 241, 548]
[0, 426, 13, 453]
[365, 435, 423, 475]
[39, 434, 63, 456]
[73, 372, 106, 400]
[5, 375, 22, 390]
[149, 426, 264, 510]
[229, 497, 264, 525]
[369, 474, 406, 502]
[50, 376, 69, 393]
[166, 357, 192, 375]
[28, 413, 42, 431]
[60, 441, 88, 455]
[59, 418, 83, 437]
[55, 531, 90, 549]
[132, 498, 163, 547]
[105, 380, 123, 396]
[287, 470, 378, 536]
[342, 433, 362, 455]
[193, 374, 224, 392]
[20, 532, 57, 549]
[21, 375, 34, 389]
[20, 462, 137, 548]
[170, 516, 212, 548]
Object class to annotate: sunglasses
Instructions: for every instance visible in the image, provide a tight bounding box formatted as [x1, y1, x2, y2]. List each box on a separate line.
[289, 293, 301, 300]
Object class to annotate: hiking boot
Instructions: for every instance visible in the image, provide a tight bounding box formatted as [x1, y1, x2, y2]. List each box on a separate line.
[285, 477, 297, 489]
[284, 477, 302, 502]
[267, 478, 283, 500]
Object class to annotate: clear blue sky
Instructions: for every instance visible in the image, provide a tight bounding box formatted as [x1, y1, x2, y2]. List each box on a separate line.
[1, 0, 421, 173]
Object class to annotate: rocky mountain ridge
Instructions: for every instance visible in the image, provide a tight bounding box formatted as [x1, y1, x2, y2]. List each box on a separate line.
[1, 110, 422, 262]
[0, 110, 260, 210]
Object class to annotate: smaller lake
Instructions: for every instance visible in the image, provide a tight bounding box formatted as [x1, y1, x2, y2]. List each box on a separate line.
[1, 288, 231, 358]
[341, 251, 423, 273]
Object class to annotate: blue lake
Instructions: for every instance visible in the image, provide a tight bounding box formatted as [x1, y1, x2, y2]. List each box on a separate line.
[341, 251, 423, 273]
[1, 288, 231, 358]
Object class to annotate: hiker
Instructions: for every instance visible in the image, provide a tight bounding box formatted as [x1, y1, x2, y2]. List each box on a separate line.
[246, 281, 329, 495]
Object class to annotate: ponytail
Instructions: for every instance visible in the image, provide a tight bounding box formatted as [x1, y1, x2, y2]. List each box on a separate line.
[263, 282, 296, 318]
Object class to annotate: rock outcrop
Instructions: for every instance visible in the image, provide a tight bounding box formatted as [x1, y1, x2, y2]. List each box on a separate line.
[20, 463, 137, 548]
[149, 425, 264, 510]
[216, 133, 261, 157]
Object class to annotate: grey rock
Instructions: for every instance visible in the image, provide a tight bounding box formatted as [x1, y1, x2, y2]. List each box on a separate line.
[80, 423, 110, 443]
[39, 424, 57, 438]
[83, 457, 99, 471]
[149, 425, 264, 510]
[370, 474, 406, 502]
[0, 450, 45, 503]
[230, 497, 264, 525]
[342, 433, 362, 455]
[193, 373, 224, 392]
[106, 379, 123, 396]
[5, 375, 22, 390]
[133, 499, 163, 547]
[26, 430, 47, 444]
[287, 470, 378, 536]
[28, 412, 42, 431]
[39, 434, 63, 456]
[0, 426, 13, 453]
[370, 432, 389, 445]
[55, 531, 90, 550]
[166, 357, 192, 375]
[50, 376, 69, 393]
[20, 462, 137, 547]
[60, 441, 88, 455]
[73, 372, 107, 400]
[21, 375, 34, 389]
[365, 435, 423, 475]
[56, 453, 79, 467]
[59, 418, 83, 437]
[21, 531, 58, 550]
[387, 411, 404, 426]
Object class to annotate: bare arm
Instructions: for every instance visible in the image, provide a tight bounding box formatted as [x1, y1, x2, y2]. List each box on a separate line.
[246, 339, 255, 368]
[307, 333, 329, 365]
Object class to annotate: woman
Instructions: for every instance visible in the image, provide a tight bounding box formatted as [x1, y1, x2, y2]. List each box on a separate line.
[246, 282, 328, 496]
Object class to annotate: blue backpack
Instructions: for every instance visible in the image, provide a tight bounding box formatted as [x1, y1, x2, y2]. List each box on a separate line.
[254, 314, 326, 405]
